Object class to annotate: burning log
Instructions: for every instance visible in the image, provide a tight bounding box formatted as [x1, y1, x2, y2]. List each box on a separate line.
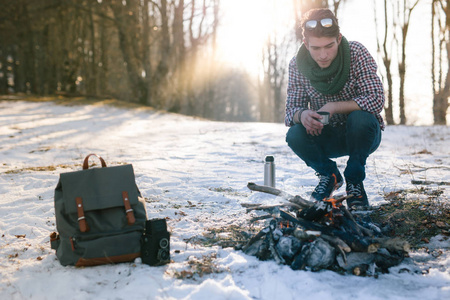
[243, 182, 410, 275]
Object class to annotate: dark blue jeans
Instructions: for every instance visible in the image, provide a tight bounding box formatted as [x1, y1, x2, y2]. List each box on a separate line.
[286, 110, 381, 183]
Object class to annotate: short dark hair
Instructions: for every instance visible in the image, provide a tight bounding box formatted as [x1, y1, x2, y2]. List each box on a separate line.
[300, 8, 340, 40]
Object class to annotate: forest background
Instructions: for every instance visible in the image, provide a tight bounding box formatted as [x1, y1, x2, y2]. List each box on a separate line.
[0, 0, 448, 125]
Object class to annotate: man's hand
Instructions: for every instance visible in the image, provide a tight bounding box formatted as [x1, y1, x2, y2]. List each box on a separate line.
[300, 110, 326, 136]
[298, 101, 361, 136]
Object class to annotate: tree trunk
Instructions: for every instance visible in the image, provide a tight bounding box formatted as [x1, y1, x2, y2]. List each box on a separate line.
[0, 47, 7, 94]
[374, 0, 394, 124]
[149, 0, 170, 108]
[432, 0, 450, 124]
[142, 0, 151, 104]
[87, 4, 98, 95]
[110, 0, 148, 104]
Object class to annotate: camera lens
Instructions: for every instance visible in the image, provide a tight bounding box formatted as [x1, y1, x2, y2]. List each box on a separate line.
[159, 238, 169, 248]
[157, 249, 170, 261]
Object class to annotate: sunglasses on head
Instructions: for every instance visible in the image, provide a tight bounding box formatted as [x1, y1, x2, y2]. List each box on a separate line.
[305, 18, 334, 29]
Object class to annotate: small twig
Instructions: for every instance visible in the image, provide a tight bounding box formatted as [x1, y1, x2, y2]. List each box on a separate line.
[249, 215, 273, 223]
[395, 164, 450, 172]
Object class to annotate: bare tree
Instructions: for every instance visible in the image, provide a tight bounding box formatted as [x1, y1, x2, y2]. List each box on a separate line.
[373, 0, 420, 125]
[397, 0, 421, 125]
[374, 0, 395, 124]
[260, 33, 292, 122]
[431, 0, 450, 124]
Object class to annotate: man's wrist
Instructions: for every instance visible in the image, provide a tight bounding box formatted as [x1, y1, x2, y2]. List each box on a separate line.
[293, 110, 300, 124]
[294, 109, 306, 124]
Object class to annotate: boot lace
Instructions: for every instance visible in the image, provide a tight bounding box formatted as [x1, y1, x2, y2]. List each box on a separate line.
[313, 174, 332, 195]
[346, 182, 363, 198]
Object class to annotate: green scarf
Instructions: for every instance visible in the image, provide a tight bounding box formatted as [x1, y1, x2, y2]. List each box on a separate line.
[296, 36, 351, 95]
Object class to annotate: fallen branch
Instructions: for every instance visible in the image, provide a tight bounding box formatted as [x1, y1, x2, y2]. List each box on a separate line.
[241, 202, 303, 212]
[411, 180, 450, 186]
[247, 182, 313, 208]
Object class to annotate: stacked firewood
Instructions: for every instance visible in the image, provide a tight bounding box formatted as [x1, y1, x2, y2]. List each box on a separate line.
[241, 183, 410, 276]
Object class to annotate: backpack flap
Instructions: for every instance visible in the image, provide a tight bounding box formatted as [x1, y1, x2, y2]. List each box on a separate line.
[59, 164, 142, 232]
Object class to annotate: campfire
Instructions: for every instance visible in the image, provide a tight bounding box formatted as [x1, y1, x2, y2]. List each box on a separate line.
[240, 183, 410, 276]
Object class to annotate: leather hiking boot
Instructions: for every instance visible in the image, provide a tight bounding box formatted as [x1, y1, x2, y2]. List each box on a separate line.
[346, 181, 369, 210]
[310, 172, 343, 202]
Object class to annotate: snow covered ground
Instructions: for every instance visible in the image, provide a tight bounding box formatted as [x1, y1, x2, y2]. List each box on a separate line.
[0, 99, 449, 300]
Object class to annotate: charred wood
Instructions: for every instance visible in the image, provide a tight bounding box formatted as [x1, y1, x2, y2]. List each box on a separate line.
[267, 223, 286, 265]
[374, 248, 405, 272]
[242, 227, 269, 253]
[340, 206, 373, 236]
[276, 236, 303, 263]
[291, 238, 335, 271]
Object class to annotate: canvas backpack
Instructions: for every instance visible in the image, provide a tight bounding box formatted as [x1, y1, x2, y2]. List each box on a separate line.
[50, 154, 147, 266]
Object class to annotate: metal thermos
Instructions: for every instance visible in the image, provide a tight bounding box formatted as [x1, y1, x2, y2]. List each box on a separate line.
[264, 155, 275, 187]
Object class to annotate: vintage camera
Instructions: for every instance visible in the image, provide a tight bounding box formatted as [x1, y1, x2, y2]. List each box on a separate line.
[141, 218, 170, 266]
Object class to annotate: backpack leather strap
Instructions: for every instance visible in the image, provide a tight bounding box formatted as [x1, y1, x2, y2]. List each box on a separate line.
[83, 154, 107, 170]
[122, 191, 136, 226]
[76, 197, 89, 232]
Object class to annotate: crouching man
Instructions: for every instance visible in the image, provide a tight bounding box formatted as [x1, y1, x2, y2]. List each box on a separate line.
[285, 8, 385, 210]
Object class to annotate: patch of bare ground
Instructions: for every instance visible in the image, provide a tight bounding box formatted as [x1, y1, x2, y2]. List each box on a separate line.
[170, 253, 229, 280]
[370, 187, 449, 249]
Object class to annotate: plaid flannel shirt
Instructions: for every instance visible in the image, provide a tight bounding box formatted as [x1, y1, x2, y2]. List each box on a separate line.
[285, 41, 385, 130]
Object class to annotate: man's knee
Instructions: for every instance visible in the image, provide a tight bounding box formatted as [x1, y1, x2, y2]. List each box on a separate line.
[347, 111, 378, 132]
[346, 110, 382, 154]
[286, 124, 308, 148]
